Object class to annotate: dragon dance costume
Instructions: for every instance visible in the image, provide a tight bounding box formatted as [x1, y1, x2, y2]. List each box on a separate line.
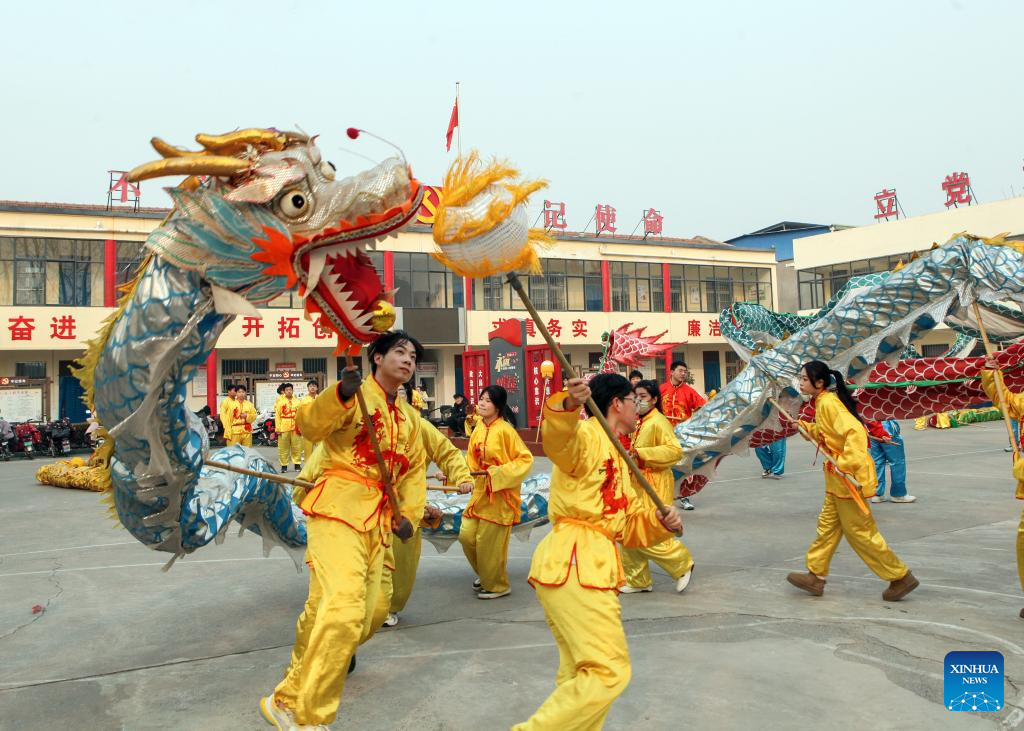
[512, 393, 672, 731]
[459, 416, 534, 595]
[621, 406, 693, 590]
[298, 392, 319, 462]
[273, 378, 425, 726]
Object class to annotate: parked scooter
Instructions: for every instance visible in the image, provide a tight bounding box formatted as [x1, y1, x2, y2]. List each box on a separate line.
[252, 409, 277, 447]
[12, 420, 42, 459]
[0, 418, 13, 461]
[45, 417, 73, 457]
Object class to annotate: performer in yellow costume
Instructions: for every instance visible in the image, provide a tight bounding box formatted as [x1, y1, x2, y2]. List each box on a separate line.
[229, 386, 256, 447]
[299, 380, 320, 462]
[458, 385, 534, 599]
[219, 384, 238, 446]
[620, 379, 694, 594]
[274, 382, 302, 472]
[262, 331, 427, 730]
[980, 353, 1024, 619]
[785, 360, 918, 602]
[512, 374, 683, 731]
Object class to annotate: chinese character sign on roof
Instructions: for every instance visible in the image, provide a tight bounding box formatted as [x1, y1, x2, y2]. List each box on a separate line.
[542, 200, 567, 230]
[942, 172, 973, 208]
[643, 208, 663, 237]
[107, 170, 140, 210]
[873, 188, 899, 221]
[595, 204, 617, 234]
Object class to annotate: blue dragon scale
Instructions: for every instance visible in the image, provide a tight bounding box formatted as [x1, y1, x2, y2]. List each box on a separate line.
[673, 234, 1024, 480]
[77, 128, 425, 560]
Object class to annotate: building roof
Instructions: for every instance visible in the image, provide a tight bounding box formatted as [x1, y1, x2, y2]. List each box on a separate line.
[0, 200, 169, 219]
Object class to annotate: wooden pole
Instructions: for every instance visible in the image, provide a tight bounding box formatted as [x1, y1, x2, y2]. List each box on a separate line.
[506, 272, 680, 532]
[768, 398, 870, 516]
[204, 459, 315, 490]
[972, 302, 1020, 461]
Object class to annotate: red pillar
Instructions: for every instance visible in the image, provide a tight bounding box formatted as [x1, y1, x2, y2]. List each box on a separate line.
[103, 239, 116, 307]
[206, 350, 218, 415]
[601, 260, 611, 312]
[383, 251, 395, 292]
[464, 277, 473, 310]
[665, 350, 673, 375]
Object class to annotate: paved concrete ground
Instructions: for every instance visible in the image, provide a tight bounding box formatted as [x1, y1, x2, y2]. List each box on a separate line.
[0, 421, 1022, 730]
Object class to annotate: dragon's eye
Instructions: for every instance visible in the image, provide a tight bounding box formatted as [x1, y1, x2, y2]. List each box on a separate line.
[279, 190, 308, 218]
[321, 160, 336, 181]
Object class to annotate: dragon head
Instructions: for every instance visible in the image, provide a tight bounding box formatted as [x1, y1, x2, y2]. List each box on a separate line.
[128, 128, 424, 353]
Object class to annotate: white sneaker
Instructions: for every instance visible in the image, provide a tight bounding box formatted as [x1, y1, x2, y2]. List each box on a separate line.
[477, 589, 510, 599]
[383, 613, 399, 627]
[761, 470, 770, 479]
[890, 495, 917, 503]
[870, 495, 887, 503]
[259, 695, 294, 730]
[472, 579, 482, 592]
[676, 568, 693, 593]
[767, 473, 783, 480]
[619, 584, 653, 594]
[680, 497, 695, 511]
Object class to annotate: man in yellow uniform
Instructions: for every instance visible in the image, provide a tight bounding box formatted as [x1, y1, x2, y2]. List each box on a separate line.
[620, 379, 694, 594]
[261, 331, 427, 730]
[512, 374, 683, 730]
[219, 384, 238, 446]
[229, 386, 257, 447]
[274, 382, 302, 472]
[299, 380, 320, 462]
[981, 354, 1024, 620]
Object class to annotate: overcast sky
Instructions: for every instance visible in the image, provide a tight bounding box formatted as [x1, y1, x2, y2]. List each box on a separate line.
[2, 1, 1020, 241]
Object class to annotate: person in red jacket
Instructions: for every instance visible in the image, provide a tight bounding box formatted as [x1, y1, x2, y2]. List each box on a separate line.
[660, 360, 705, 510]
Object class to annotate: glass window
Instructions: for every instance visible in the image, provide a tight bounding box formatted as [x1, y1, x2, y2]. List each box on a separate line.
[16, 361, 46, 378]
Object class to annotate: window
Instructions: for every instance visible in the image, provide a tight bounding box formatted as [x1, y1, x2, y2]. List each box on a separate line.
[669, 265, 773, 313]
[221, 358, 269, 390]
[473, 258, 602, 312]
[1, 237, 105, 306]
[724, 351, 743, 383]
[797, 253, 913, 309]
[116, 241, 145, 288]
[609, 262, 664, 312]
[16, 362, 46, 379]
[394, 252, 462, 309]
[302, 358, 327, 380]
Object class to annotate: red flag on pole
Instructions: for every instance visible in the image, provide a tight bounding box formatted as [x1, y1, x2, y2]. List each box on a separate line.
[445, 97, 459, 152]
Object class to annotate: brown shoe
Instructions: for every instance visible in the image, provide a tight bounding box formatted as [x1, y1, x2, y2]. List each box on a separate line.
[883, 571, 919, 601]
[786, 571, 825, 596]
[1019, 607, 1023, 619]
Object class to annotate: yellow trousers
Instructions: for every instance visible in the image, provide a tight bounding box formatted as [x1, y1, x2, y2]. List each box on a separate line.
[1017, 507, 1024, 592]
[621, 538, 694, 588]
[459, 517, 512, 593]
[303, 437, 318, 462]
[390, 527, 422, 614]
[274, 518, 387, 726]
[232, 433, 252, 447]
[806, 493, 907, 581]
[278, 430, 302, 467]
[512, 572, 631, 730]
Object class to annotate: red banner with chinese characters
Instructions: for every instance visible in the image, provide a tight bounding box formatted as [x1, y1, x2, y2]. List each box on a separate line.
[525, 344, 561, 427]
[462, 349, 490, 406]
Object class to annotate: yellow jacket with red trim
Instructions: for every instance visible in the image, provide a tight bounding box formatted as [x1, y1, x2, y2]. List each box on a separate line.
[229, 400, 257, 436]
[274, 395, 299, 433]
[526, 393, 673, 591]
[631, 408, 684, 507]
[464, 417, 534, 525]
[295, 377, 425, 532]
[798, 391, 876, 498]
[981, 370, 1024, 498]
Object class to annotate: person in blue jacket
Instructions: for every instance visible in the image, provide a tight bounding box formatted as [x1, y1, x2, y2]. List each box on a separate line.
[869, 419, 915, 503]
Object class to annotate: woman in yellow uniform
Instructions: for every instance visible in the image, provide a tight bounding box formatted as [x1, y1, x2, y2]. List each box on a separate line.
[229, 385, 257, 447]
[458, 385, 534, 599]
[981, 353, 1024, 620]
[512, 374, 682, 730]
[274, 383, 302, 473]
[785, 360, 918, 601]
[298, 380, 320, 462]
[219, 384, 238, 446]
[620, 379, 694, 594]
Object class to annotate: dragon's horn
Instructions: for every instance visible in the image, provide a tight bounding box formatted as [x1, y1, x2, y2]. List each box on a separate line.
[150, 137, 192, 158]
[127, 156, 252, 183]
[195, 129, 292, 154]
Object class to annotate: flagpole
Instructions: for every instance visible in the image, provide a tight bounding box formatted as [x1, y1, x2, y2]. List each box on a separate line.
[456, 81, 462, 158]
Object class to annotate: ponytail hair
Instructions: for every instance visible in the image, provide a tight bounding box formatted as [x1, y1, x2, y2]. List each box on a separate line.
[802, 360, 863, 424]
[480, 385, 518, 428]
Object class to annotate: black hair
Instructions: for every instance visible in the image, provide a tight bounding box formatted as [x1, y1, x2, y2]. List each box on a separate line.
[480, 384, 517, 428]
[226, 384, 237, 392]
[235, 384, 247, 393]
[670, 360, 687, 371]
[307, 379, 319, 389]
[368, 330, 425, 374]
[628, 369, 643, 381]
[277, 382, 294, 395]
[802, 360, 863, 423]
[585, 373, 633, 418]
[453, 393, 465, 400]
[634, 379, 662, 412]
